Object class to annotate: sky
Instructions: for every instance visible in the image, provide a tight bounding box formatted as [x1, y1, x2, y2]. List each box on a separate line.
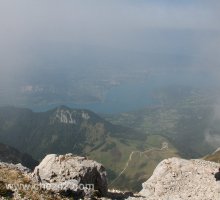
[0, 0, 220, 105]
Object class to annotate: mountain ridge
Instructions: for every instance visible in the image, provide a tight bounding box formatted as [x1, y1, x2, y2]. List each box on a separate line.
[0, 106, 146, 158]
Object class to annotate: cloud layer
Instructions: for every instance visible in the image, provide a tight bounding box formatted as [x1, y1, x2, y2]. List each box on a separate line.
[0, 1, 220, 97]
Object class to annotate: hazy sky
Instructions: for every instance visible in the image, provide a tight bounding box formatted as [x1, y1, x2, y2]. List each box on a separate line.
[0, 0, 220, 90]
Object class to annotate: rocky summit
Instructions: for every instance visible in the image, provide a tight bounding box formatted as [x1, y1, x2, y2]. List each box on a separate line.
[32, 153, 108, 198]
[3, 154, 220, 200]
[129, 157, 220, 200]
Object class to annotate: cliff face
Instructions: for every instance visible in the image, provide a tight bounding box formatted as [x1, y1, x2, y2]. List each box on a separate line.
[129, 157, 220, 200]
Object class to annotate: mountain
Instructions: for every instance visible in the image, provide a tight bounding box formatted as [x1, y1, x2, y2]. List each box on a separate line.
[0, 106, 178, 191]
[0, 143, 38, 170]
[0, 105, 147, 157]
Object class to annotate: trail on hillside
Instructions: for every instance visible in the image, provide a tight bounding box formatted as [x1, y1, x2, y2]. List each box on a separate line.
[109, 143, 168, 186]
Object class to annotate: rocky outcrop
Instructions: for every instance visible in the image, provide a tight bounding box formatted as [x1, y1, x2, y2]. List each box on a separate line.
[0, 162, 68, 200]
[0, 162, 31, 174]
[32, 153, 108, 198]
[129, 157, 220, 200]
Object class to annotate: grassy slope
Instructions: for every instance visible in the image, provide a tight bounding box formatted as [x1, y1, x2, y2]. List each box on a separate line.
[88, 134, 179, 191]
[204, 149, 220, 163]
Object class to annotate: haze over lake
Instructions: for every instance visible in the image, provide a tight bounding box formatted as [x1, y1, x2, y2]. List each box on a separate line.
[0, 1, 219, 113]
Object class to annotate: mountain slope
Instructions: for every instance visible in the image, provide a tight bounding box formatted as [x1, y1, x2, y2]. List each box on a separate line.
[0, 106, 145, 159]
[0, 143, 38, 170]
[0, 106, 148, 190]
[89, 134, 179, 191]
[204, 148, 220, 163]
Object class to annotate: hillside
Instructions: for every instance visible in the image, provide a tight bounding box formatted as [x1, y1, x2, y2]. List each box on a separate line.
[204, 148, 220, 163]
[89, 135, 179, 191]
[0, 143, 38, 170]
[0, 106, 145, 158]
[0, 106, 179, 191]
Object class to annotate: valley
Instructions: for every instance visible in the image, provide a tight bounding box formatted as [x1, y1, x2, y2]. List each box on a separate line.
[105, 87, 220, 159]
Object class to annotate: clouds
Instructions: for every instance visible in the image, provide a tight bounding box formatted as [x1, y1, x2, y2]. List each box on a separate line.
[0, 0, 220, 89]
[1, 1, 219, 46]
[0, 1, 218, 44]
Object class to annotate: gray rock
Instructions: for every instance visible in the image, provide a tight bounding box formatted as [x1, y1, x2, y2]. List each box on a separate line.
[128, 157, 220, 200]
[0, 162, 30, 173]
[32, 153, 108, 197]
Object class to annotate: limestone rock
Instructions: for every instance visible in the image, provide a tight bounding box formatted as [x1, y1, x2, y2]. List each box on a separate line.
[129, 157, 220, 200]
[32, 153, 108, 197]
[0, 161, 30, 173]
